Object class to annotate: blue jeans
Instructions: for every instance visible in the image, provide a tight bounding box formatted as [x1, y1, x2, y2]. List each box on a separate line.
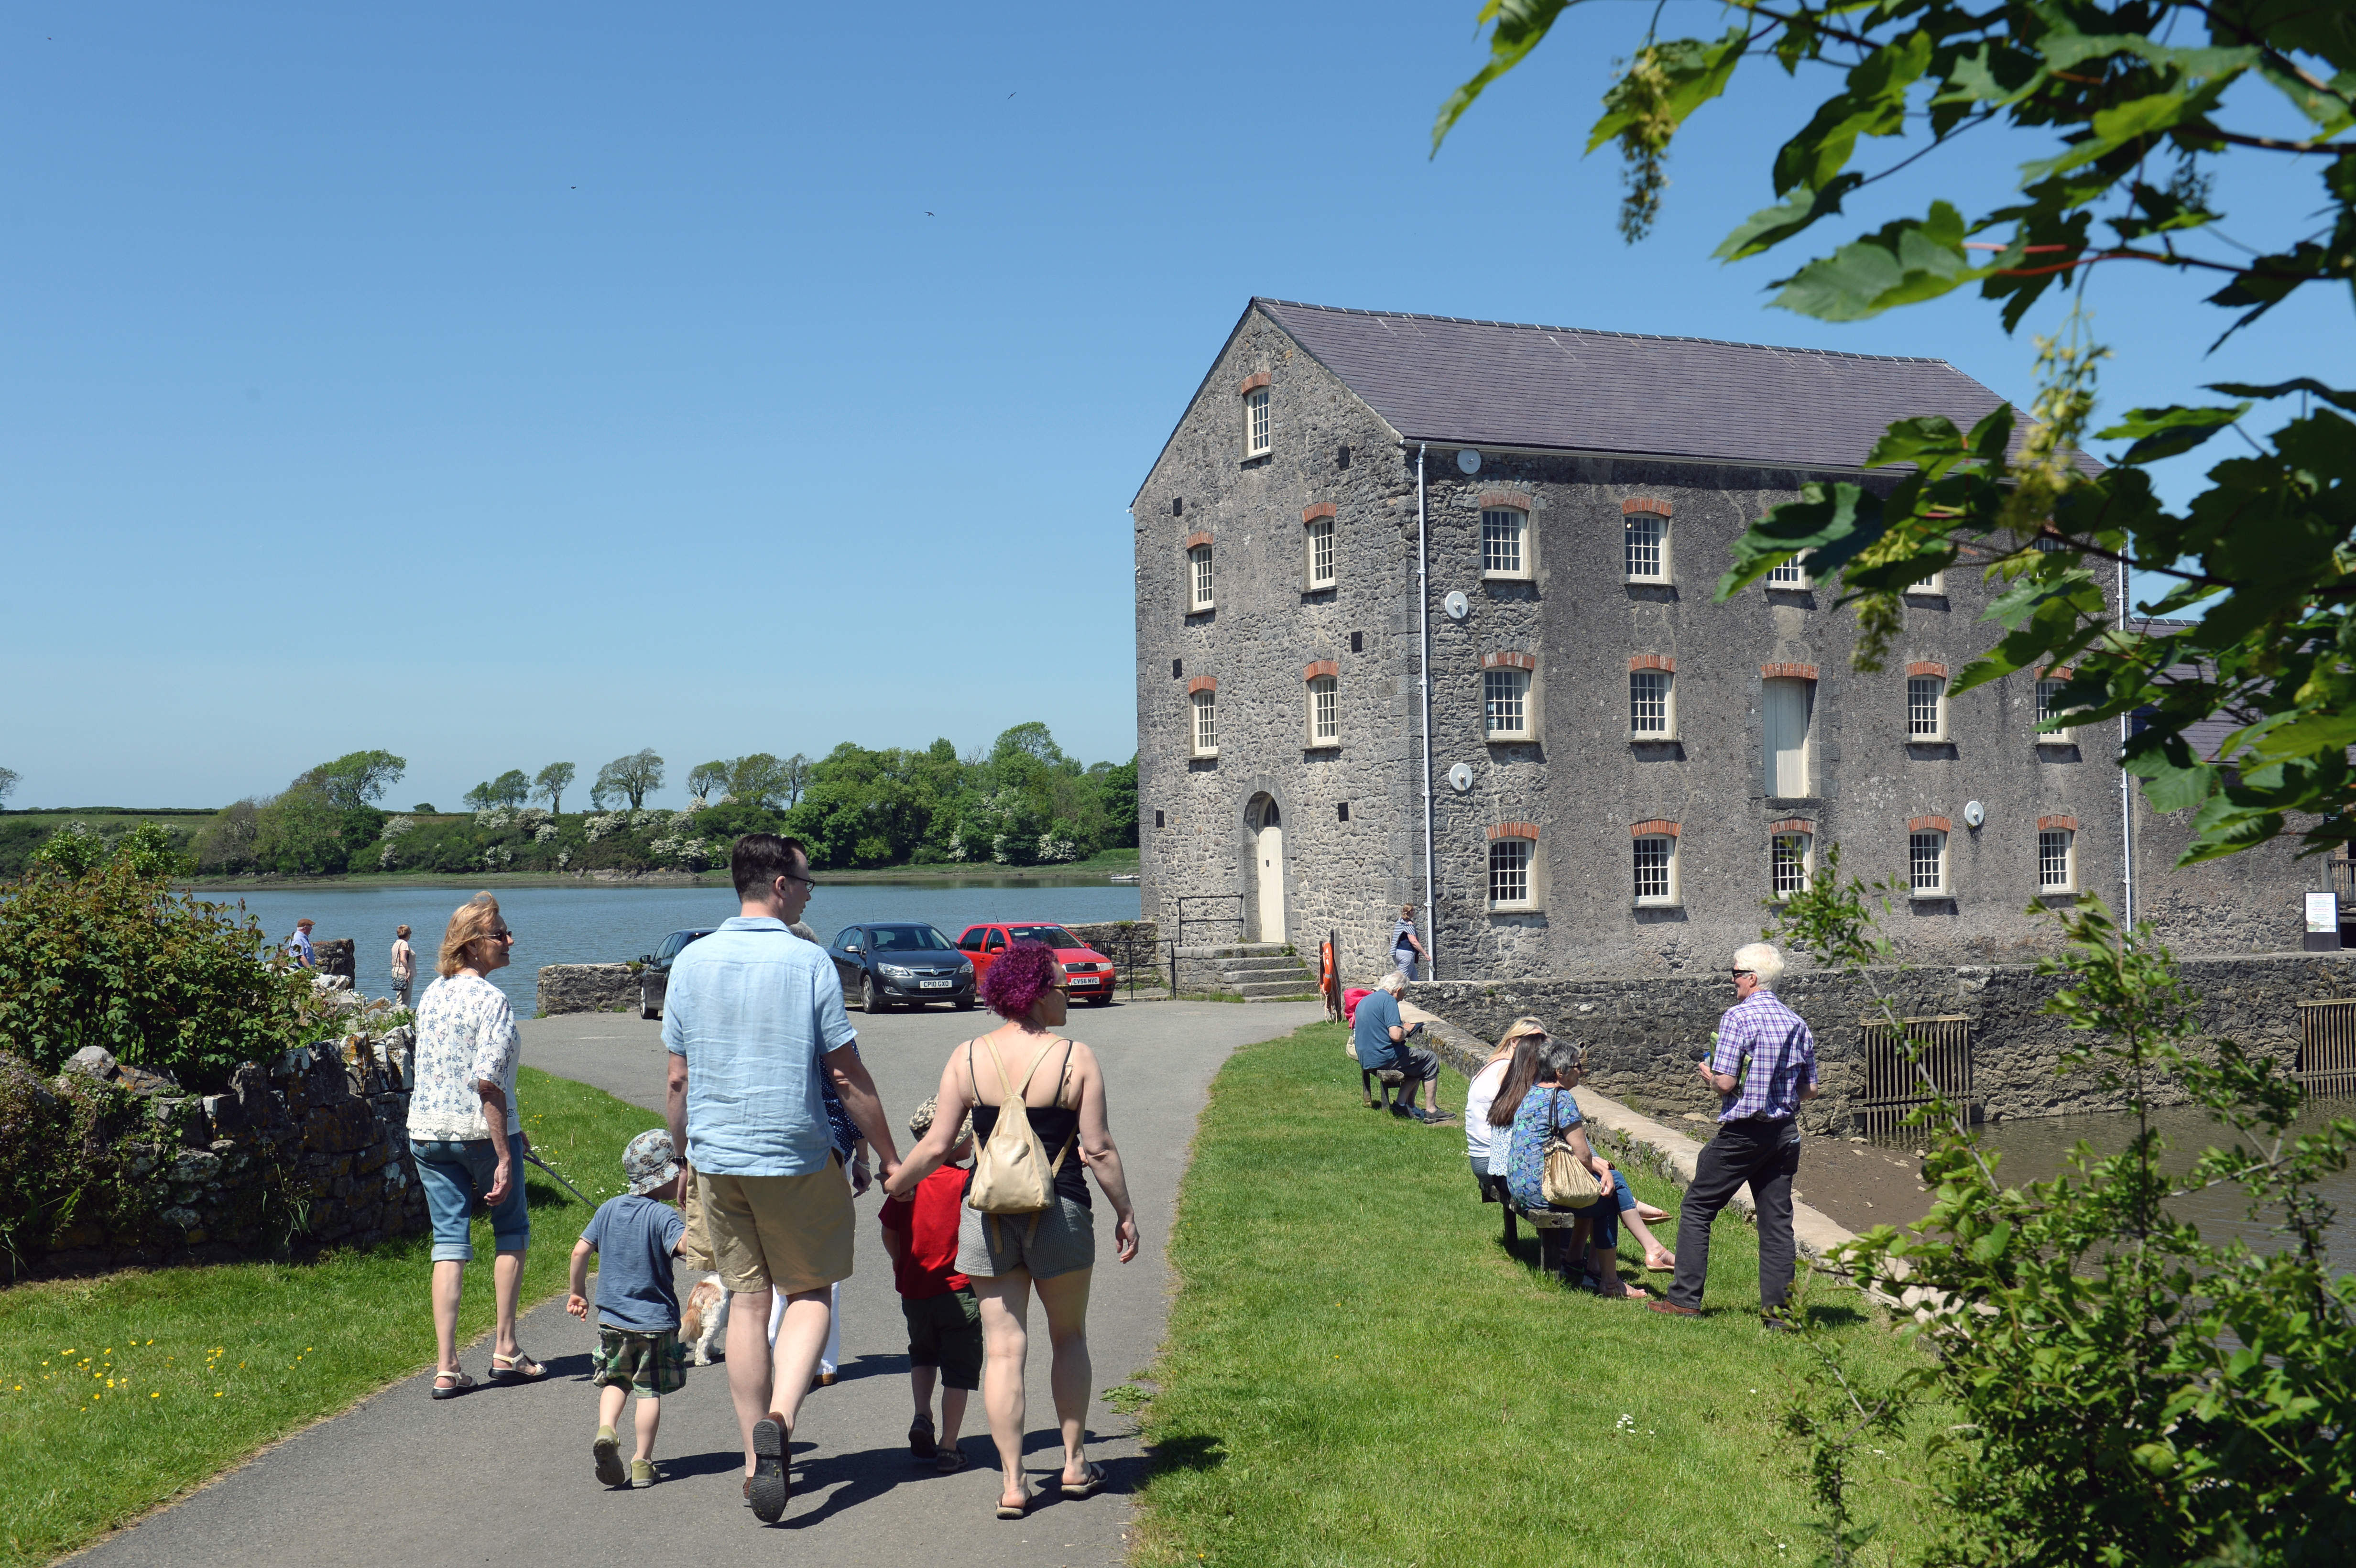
[412, 1132, 531, 1262]
[1583, 1171, 1638, 1274]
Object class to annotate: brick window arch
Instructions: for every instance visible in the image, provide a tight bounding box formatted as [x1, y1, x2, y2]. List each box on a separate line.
[1487, 822, 1539, 910]
[1304, 660, 1340, 747]
[1623, 496, 1671, 583]
[1479, 491, 1533, 580]
[1481, 651, 1536, 741]
[1629, 653, 1676, 739]
[1241, 371, 1272, 457]
[1630, 820, 1680, 906]
[1186, 676, 1218, 758]
[1302, 501, 1338, 590]
[1769, 817, 1813, 899]
[1182, 531, 1214, 613]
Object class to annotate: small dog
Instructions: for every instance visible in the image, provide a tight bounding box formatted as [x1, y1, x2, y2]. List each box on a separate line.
[680, 1274, 730, 1365]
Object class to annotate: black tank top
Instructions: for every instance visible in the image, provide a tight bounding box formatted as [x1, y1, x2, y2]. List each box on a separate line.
[967, 1039, 1091, 1209]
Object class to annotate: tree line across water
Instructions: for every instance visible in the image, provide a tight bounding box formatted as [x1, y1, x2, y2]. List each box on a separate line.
[16, 724, 1137, 878]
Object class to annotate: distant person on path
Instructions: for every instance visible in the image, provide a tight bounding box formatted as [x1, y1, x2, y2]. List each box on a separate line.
[1352, 971, 1448, 1123]
[411, 894, 542, 1395]
[880, 1096, 983, 1474]
[286, 917, 316, 969]
[390, 925, 416, 1008]
[884, 941, 1141, 1520]
[1389, 905, 1426, 981]
[663, 833, 901, 1524]
[1653, 942, 1820, 1324]
[567, 1130, 689, 1489]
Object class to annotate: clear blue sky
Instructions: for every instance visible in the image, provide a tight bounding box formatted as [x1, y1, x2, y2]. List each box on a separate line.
[5, 3, 2345, 810]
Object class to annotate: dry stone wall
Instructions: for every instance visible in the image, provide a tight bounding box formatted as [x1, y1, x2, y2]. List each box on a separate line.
[537, 963, 641, 1016]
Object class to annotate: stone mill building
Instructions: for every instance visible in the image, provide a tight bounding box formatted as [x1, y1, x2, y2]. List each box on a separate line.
[1130, 298, 2322, 981]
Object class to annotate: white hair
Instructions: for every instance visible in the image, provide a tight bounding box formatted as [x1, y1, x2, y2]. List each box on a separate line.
[1734, 942, 1786, 988]
[1377, 971, 1408, 995]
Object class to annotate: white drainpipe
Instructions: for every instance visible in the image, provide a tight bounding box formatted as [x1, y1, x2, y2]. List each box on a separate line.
[2118, 557, 2134, 926]
[1417, 443, 1437, 979]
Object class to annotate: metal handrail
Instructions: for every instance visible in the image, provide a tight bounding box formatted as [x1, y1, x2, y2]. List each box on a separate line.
[1168, 894, 1245, 995]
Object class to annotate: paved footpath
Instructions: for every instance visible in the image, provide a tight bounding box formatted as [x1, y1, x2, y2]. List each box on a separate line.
[79, 998, 1322, 1568]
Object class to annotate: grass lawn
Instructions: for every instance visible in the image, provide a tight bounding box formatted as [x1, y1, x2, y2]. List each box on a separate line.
[0, 1066, 661, 1568]
[1133, 1022, 1942, 1568]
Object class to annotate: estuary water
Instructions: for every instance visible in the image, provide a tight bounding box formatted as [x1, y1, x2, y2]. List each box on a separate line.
[202, 879, 1143, 1013]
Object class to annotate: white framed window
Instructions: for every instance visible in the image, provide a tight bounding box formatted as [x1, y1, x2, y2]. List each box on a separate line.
[1244, 387, 1271, 456]
[1907, 570, 1944, 594]
[1188, 544, 1214, 611]
[2033, 530, 2067, 553]
[1489, 837, 1533, 907]
[1625, 513, 1668, 581]
[1307, 516, 1336, 588]
[1909, 830, 1948, 896]
[2035, 676, 2081, 740]
[1767, 550, 1813, 589]
[1191, 690, 1218, 756]
[1308, 675, 1339, 745]
[1629, 669, 1674, 738]
[1908, 675, 1948, 740]
[1772, 832, 1813, 899]
[1484, 668, 1531, 740]
[1481, 509, 1527, 577]
[2039, 828, 2076, 892]
[1764, 677, 1813, 797]
[1633, 835, 1679, 905]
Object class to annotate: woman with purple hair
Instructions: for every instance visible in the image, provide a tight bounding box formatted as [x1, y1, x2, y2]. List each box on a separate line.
[884, 940, 1138, 1519]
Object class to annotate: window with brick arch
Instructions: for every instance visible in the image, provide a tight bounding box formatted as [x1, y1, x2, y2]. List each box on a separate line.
[1633, 835, 1676, 904]
[1625, 513, 1666, 580]
[1482, 509, 1525, 576]
[1307, 516, 1335, 588]
[1772, 832, 1811, 898]
[2040, 828, 2074, 891]
[1630, 669, 1672, 736]
[1489, 838, 1532, 906]
[1308, 675, 1338, 744]
[1484, 668, 1529, 739]
[1910, 830, 1947, 893]
[1189, 544, 1213, 611]
[1908, 675, 1946, 739]
[1191, 691, 1217, 755]
[1244, 387, 1271, 456]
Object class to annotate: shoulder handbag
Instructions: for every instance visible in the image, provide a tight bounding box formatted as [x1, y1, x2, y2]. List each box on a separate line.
[1539, 1089, 1603, 1209]
[964, 1036, 1078, 1245]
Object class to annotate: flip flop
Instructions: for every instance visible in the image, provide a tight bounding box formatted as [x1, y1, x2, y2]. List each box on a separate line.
[430, 1368, 474, 1400]
[995, 1478, 1032, 1519]
[489, 1350, 545, 1382]
[1059, 1460, 1107, 1500]
[1645, 1249, 1678, 1272]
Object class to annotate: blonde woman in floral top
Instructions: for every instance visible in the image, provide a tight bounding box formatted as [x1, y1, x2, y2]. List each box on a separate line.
[411, 893, 543, 1397]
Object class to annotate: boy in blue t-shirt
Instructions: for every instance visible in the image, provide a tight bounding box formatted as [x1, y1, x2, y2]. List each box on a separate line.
[567, 1130, 689, 1489]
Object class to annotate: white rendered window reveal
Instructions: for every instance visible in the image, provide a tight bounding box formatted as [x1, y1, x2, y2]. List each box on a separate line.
[1189, 544, 1214, 610]
[1245, 387, 1271, 456]
[1764, 677, 1813, 797]
[1767, 551, 1811, 588]
[1489, 837, 1533, 906]
[1908, 570, 1944, 593]
[2040, 828, 2075, 892]
[1629, 670, 1672, 737]
[1191, 691, 1218, 755]
[1908, 675, 1947, 740]
[1633, 836, 1677, 904]
[1307, 517, 1335, 587]
[1484, 668, 1530, 739]
[2035, 677, 2080, 738]
[1910, 831, 1948, 895]
[1482, 509, 1526, 577]
[1309, 675, 1338, 744]
[1772, 833, 1812, 899]
[1625, 513, 1666, 580]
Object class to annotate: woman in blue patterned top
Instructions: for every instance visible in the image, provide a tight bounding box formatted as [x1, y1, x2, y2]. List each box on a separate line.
[1503, 1040, 1658, 1299]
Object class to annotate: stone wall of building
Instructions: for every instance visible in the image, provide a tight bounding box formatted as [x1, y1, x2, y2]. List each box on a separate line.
[1409, 951, 2356, 1132]
[537, 963, 641, 1016]
[25, 1028, 426, 1278]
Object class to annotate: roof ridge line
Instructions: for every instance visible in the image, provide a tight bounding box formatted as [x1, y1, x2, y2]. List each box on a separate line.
[1250, 295, 1953, 367]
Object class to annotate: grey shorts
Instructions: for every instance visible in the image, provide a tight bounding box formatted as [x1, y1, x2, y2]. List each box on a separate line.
[956, 1194, 1096, 1281]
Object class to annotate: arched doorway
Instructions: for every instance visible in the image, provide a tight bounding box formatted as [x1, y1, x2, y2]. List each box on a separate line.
[1253, 798, 1285, 943]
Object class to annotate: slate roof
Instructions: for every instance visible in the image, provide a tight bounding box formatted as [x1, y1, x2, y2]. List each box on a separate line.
[1252, 298, 2047, 473]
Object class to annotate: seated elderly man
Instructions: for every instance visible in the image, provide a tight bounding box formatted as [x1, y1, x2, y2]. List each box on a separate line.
[1351, 972, 1450, 1123]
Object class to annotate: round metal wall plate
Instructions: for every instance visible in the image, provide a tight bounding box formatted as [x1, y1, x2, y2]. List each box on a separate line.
[1443, 589, 1469, 620]
[1456, 448, 1481, 474]
[1448, 762, 1474, 793]
[1963, 800, 1986, 828]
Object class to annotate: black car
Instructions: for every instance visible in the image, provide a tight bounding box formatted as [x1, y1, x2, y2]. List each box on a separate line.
[637, 927, 718, 1019]
[828, 923, 976, 1013]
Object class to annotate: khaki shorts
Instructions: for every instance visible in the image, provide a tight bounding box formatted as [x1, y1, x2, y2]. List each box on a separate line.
[679, 1161, 715, 1272]
[699, 1159, 854, 1297]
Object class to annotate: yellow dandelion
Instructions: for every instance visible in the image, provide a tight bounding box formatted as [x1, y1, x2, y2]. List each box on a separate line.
[305, 1347, 312, 1352]
[61, 1349, 74, 1355]
[215, 1392, 223, 1397]
[151, 1392, 160, 1398]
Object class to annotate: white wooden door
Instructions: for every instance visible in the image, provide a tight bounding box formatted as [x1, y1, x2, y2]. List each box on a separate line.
[1257, 823, 1286, 942]
[1764, 678, 1813, 797]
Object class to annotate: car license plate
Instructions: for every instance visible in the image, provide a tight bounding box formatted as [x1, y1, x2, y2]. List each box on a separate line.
[919, 979, 952, 989]
[1069, 976, 1099, 987]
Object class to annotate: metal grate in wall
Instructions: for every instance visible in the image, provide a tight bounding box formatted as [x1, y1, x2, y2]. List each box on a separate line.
[1852, 1015, 1975, 1136]
[2297, 1000, 2356, 1099]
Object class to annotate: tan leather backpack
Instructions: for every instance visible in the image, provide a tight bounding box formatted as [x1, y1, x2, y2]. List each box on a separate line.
[965, 1035, 1076, 1232]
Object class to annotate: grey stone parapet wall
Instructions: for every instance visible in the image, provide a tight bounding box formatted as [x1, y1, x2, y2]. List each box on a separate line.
[537, 963, 641, 1016]
[1410, 951, 2356, 1133]
[32, 1028, 427, 1279]
[1061, 920, 1159, 961]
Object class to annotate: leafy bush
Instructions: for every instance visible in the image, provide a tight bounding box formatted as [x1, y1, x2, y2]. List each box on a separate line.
[0, 857, 312, 1092]
[0, 1053, 206, 1276]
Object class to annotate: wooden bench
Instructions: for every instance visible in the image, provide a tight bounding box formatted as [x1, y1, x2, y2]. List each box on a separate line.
[1360, 1066, 1407, 1110]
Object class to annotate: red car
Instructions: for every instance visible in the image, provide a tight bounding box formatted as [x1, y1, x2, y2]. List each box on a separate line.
[955, 924, 1118, 1006]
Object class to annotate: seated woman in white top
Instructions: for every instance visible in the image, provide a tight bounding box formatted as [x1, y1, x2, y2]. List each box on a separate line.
[1465, 1017, 1549, 1196]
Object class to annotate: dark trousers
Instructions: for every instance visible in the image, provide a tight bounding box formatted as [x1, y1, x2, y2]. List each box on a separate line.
[1667, 1118, 1801, 1311]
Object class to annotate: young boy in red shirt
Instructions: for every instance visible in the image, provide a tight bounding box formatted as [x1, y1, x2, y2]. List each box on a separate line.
[879, 1097, 982, 1473]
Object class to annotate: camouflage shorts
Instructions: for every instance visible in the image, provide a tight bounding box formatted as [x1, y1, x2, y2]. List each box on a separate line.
[592, 1325, 686, 1395]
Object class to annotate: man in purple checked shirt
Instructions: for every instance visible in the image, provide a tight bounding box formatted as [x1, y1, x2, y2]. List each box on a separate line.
[1651, 942, 1821, 1324]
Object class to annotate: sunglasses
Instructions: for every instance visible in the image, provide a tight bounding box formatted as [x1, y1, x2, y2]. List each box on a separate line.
[1731, 968, 1754, 978]
[779, 871, 820, 889]
[492, 927, 516, 941]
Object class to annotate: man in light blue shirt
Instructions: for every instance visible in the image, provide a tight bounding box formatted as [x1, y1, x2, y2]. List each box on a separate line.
[663, 833, 899, 1523]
